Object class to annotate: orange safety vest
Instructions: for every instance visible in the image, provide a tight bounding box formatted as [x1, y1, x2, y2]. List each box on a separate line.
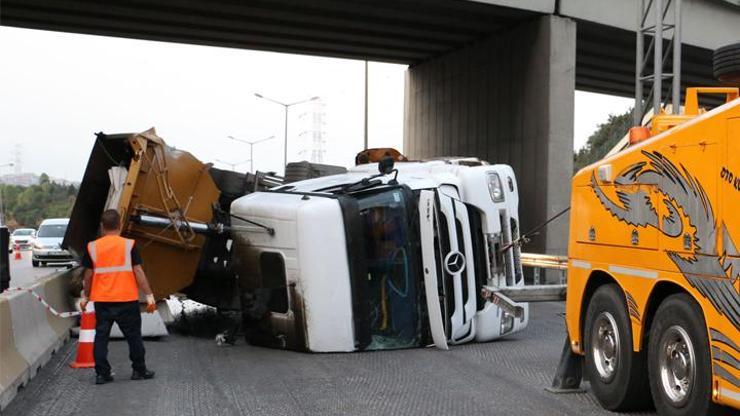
[88, 235, 139, 302]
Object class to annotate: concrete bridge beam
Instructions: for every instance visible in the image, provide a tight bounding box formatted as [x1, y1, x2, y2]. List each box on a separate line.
[404, 15, 576, 257]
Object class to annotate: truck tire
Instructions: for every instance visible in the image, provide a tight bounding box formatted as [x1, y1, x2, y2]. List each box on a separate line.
[714, 43, 740, 84]
[583, 284, 651, 411]
[647, 293, 727, 416]
[32, 260, 39, 267]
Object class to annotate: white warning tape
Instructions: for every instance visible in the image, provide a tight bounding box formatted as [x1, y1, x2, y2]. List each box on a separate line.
[4, 287, 81, 318]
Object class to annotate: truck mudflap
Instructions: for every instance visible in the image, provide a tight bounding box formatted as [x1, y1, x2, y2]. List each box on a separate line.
[419, 190, 449, 350]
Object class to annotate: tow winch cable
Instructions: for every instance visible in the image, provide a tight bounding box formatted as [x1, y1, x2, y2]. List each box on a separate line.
[499, 207, 571, 253]
[4, 287, 81, 318]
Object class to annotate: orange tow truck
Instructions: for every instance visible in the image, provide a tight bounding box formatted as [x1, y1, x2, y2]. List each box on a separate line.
[566, 87, 740, 415]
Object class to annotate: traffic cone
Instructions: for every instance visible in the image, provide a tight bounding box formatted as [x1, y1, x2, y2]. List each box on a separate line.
[70, 301, 96, 369]
[13, 245, 21, 260]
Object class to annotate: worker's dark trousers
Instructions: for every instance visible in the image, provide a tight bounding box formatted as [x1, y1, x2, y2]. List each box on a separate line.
[93, 301, 146, 376]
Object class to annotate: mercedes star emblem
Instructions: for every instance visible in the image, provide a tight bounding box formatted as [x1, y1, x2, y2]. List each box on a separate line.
[443, 251, 466, 275]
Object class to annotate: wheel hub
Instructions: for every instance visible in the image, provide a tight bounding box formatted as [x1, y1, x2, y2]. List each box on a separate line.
[658, 326, 695, 406]
[591, 311, 620, 382]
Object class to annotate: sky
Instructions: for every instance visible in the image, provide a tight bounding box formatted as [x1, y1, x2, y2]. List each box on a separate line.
[0, 27, 632, 181]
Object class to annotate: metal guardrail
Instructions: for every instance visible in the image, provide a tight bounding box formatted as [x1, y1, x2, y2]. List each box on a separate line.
[480, 253, 569, 318]
[520, 252, 568, 285]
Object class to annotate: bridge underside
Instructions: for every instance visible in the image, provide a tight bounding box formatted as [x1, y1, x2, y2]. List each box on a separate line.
[0, 0, 717, 98]
[0, 0, 725, 255]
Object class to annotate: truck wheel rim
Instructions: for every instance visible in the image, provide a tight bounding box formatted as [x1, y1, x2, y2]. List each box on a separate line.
[592, 311, 620, 382]
[658, 325, 695, 406]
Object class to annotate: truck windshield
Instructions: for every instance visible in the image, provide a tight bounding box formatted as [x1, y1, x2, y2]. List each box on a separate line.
[356, 188, 422, 350]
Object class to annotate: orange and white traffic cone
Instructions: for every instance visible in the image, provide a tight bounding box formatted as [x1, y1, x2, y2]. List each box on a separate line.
[70, 301, 96, 369]
[13, 245, 21, 260]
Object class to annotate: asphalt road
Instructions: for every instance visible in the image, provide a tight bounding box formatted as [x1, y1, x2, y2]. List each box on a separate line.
[6, 249, 74, 288]
[3, 302, 659, 416]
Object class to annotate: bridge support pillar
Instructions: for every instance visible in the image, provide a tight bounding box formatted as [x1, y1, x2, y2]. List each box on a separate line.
[404, 15, 576, 261]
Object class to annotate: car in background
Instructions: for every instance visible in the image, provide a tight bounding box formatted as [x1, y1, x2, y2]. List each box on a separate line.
[8, 228, 36, 252]
[32, 218, 74, 267]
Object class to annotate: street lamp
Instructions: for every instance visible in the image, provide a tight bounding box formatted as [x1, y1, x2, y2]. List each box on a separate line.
[0, 163, 14, 226]
[214, 158, 252, 172]
[254, 93, 319, 169]
[227, 135, 275, 173]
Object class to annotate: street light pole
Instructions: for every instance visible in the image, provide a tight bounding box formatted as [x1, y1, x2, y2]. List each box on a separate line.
[364, 60, 369, 150]
[228, 135, 275, 173]
[254, 93, 319, 170]
[214, 158, 252, 172]
[283, 107, 288, 170]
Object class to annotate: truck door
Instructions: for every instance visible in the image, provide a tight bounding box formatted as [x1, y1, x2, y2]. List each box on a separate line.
[723, 119, 740, 286]
[436, 185, 477, 344]
[659, 139, 720, 274]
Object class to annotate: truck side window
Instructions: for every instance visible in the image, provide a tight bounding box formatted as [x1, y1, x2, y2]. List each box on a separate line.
[260, 252, 288, 314]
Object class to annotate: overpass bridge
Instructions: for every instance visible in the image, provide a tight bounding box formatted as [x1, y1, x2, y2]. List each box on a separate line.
[1, 0, 738, 254]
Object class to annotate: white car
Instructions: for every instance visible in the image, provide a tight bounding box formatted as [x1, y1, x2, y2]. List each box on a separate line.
[32, 218, 74, 267]
[230, 158, 528, 352]
[8, 228, 36, 252]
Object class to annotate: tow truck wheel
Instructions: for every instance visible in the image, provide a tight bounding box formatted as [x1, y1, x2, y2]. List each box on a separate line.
[647, 293, 725, 416]
[583, 284, 651, 411]
[714, 42, 740, 84]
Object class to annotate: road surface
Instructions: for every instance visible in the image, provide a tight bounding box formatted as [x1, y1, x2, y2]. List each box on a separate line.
[6, 249, 74, 288]
[3, 302, 658, 416]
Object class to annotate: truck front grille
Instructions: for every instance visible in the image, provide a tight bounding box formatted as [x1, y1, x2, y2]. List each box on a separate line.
[500, 210, 514, 287]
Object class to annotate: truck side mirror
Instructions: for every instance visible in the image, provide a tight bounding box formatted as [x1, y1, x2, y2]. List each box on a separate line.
[378, 156, 395, 175]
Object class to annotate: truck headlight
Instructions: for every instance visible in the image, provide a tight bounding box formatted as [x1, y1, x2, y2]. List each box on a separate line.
[500, 311, 514, 334]
[487, 172, 505, 202]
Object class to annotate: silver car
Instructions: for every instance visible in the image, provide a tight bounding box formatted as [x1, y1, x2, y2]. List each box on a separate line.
[32, 218, 74, 267]
[8, 228, 36, 253]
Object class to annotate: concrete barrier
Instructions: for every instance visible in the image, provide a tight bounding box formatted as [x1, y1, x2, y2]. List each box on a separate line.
[0, 269, 76, 411]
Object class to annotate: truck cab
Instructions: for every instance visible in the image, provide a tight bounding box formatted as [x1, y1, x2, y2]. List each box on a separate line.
[230, 158, 528, 352]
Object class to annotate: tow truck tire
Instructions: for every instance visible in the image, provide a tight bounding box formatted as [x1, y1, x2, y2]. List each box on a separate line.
[714, 43, 740, 84]
[647, 293, 727, 416]
[583, 284, 651, 411]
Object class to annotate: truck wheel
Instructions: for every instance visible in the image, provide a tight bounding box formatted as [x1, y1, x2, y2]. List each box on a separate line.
[647, 293, 725, 416]
[583, 284, 651, 410]
[714, 42, 740, 84]
[32, 260, 39, 267]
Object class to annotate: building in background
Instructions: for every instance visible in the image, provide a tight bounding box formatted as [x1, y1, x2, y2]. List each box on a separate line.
[0, 173, 78, 187]
[297, 99, 327, 163]
[0, 172, 40, 187]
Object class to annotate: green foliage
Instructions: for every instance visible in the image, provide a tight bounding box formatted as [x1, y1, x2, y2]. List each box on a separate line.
[0, 176, 78, 228]
[574, 109, 633, 172]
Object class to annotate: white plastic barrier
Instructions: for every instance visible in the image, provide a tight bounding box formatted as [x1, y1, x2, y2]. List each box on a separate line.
[0, 270, 76, 411]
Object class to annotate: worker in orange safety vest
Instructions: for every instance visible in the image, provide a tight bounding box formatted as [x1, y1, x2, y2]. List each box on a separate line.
[79, 209, 156, 385]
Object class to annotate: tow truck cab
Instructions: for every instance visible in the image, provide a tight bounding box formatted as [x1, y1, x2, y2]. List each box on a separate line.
[231, 158, 528, 352]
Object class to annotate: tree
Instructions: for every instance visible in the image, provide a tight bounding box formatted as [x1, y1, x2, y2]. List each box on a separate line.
[0, 175, 78, 228]
[574, 109, 633, 172]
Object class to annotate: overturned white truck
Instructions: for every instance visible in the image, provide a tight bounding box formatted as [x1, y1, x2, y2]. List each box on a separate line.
[64, 130, 527, 352]
[231, 158, 528, 352]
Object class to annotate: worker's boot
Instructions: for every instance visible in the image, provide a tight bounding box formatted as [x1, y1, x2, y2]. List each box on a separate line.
[95, 374, 114, 385]
[131, 369, 155, 380]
